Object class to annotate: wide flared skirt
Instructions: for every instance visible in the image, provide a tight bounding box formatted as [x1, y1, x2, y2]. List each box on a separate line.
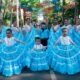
[0, 43, 30, 76]
[48, 45, 80, 75]
[29, 50, 49, 71]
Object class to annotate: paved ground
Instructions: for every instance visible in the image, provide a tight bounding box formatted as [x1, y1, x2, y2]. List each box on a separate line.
[0, 68, 80, 80]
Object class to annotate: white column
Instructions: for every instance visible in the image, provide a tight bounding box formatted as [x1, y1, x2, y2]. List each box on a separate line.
[16, 0, 19, 27]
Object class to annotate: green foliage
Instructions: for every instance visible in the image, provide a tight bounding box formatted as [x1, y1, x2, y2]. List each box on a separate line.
[20, 0, 40, 8]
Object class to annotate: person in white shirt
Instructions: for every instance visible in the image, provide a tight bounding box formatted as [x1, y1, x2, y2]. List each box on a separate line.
[33, 36, 46, 50]
[74, 19, 80, 31]
[52, 22, 60, 32]
[0, 29, 27, 77]
[11, 24, 21, 32]
[55, 27, 75, 45]
[29, 35, 49, 71]
[63, 19, 72, 31]
[22, 18, 32, 32]
[48, 27, 80, 75]
[0, 29, 25, 46]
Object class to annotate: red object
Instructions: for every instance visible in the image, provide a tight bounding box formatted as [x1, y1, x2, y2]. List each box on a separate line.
[44, 7, 53, 13]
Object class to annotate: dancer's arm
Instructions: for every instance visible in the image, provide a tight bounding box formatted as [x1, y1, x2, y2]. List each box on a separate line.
[14, 38, 26, 44]
[55, 37, 60, 45]
[69, 38, 76, 45]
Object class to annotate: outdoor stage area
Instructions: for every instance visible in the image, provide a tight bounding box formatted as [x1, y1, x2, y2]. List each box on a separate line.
[0, 68, 80, 80]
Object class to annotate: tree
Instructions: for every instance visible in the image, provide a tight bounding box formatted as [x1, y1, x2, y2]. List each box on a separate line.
[76, 0, 80, 14]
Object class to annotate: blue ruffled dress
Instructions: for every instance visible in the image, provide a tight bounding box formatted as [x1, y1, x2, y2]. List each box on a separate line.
[48, 44, 80, 75]
[0, 38, 30, 76]
[22, 27, 35, 50]
[71, 27, 80, 46]
[29, 49, 49, 71]
[34, 27, 42, 37]
[22, 27, 43, 67]
[22, 27, 42, 50]
[40, 28, 49, 39]
[48, 28, 61, 46]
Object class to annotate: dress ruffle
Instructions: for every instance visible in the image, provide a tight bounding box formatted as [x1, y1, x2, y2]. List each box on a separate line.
[28, 49, 49, 71]
[48, 28, 61, 46]
[0, 43, 30, 76]
[48, 45, 80, 74]
[72, 29, 80, 46]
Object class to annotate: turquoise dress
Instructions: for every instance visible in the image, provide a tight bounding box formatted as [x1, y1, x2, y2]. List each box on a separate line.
[29, 48, 49, 71]
[48, 39, 80, 75]
[22, 27, 35, 50]
[0, 37, 30, 76]
[48, 27, 62, 47]
[22, 27, 42, 50]
[71, 27, 80, 46]
[34, 27, 42, 37]
[40, 28, 49, 39]
[47, 28, 61, 65]
[68, 26, 74, 37]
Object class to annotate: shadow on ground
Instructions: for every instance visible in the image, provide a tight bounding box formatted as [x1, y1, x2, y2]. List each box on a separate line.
[0, 67, 80, 80]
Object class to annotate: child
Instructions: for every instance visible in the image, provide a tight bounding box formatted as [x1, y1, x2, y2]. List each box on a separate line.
[0, 29, 29, 76]
[33, 36, 46, 50]
[55, 27, 75, 45]
[48, 27, 80, 75]
[1, 29, 25, 46]
[29, 36, 49, 71]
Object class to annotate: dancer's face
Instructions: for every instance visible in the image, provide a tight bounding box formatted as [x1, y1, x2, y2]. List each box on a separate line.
[62, 28, 68, 36]
[36, 23, 41, 28]
[6, 31, 12, 38]
[36, 39, 41, 45]
[64, 20, 69, 25]
[25, 18, 31, 25]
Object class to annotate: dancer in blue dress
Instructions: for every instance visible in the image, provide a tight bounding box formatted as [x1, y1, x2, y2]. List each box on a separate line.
[71, 19, 80, 46]
[22, 18, 36, 50]
[48, 22, 61, 47]
[48, 27, 80, 75]
[22, 22, 42, 50]
[29, 36, 49, 71]
[40, 22, 49, 46]
[47, 22, 62, 65]
[63, 19, 73, 31]
[0, 29, 28, 76]
[34, 23, 42, 37]
[62, 19, 73, 36]
[11, 24, 22, 39]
